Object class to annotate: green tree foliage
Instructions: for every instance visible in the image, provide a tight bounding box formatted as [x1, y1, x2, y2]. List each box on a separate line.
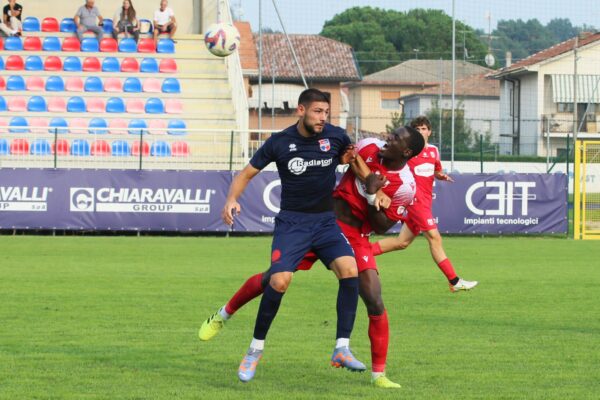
[385, 111, 405, 134]
[424, 99, 474, 156]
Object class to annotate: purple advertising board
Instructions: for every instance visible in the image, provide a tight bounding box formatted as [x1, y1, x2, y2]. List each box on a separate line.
[0, 169, 567, 234]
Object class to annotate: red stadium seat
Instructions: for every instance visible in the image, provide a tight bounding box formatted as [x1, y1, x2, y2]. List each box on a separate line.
[99, 38, 118, 52]
[165, 99, 183, 114]
[171, 141, 190, 157]
[44, 56, 62, 71]
[87, 98, 106, 113]
[65, 77, 84, 92]
[91, 140, 111, 156]
[109, 118, 128, 134]
[69, 118, 88, 134]
[126, 99, 144, 113]
[6, 55, 24, 71]
[82, 57, 101, 72]
[26, 76, 45, 91]
[29, 117, 50, 133]
[62, 37, 81, 52]
[131, 140, 150, 156]
[41, 17, 59, 32]
[47, 97, 67, 112]
[0, 77, 5, 91]
[23, 37, 42, 51]
[159, 58, 177, 73]
[142, 78, 161, 93]
[11, 138, 30, 155]
[104, 77, 123, 92]
[8, 97, 27, 112]
[53, 139, 70, 155]
[137, 38, 156, 53]
[148, 119, 167, 134]
[120, 57, 139, 72]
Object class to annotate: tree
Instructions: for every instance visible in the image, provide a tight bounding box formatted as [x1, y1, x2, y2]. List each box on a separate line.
[425, 99, 474, 157]
[385, 111, 405, 134]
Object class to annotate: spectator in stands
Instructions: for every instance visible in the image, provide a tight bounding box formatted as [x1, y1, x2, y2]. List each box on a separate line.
[153, 0, 176, 43]
[0, 0, 23, 37]
[113, 0, 139, 42]
[74, 0, 104, 42]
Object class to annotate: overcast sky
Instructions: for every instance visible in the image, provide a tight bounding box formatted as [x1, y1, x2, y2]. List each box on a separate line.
[234, 0, 598, 34]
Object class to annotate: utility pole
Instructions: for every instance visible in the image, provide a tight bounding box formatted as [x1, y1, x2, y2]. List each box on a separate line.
[573, 35, 579, 143]
[451, 0, 456, 171]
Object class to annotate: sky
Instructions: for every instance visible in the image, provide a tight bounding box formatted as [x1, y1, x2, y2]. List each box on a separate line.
[233, 0, 598, 34]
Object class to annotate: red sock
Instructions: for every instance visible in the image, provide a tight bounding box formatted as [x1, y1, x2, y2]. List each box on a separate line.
[371, 242, 383, 256]
[368, 310, 389, 373]
[437, 258, 458, 282]
[224, 273, 264, 315]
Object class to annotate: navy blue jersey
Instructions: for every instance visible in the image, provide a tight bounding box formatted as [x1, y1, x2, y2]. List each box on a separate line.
[250, 123, 351, 213]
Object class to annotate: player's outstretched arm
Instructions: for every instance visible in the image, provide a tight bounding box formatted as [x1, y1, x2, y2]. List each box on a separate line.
[435, 171, 454, 182]
[222, 164, 260, 225]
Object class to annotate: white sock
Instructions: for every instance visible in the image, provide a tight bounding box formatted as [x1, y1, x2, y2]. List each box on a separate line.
[335, 338, 350, 348]
[250, 338, 264, 351]
[218, 306, 231, 320]
[372, 371, 384, 380]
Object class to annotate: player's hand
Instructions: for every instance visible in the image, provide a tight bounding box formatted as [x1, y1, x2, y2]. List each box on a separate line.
[375, 190, 391, 210]
[222, 199, 240, 225]
[438, 173, 454, 182]
[365, 173, 387, 194]
[340, 144, 357, 165]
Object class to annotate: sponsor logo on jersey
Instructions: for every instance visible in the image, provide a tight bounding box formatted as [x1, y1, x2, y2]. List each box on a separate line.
[319, 139, 331, 152]
[289, 143, 297, 152]
[287, 157, 333, 175]
[362, 256, 369, 262]
[413, 163, 435, 177]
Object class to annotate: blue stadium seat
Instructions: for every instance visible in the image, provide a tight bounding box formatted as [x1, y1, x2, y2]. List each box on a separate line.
[4, 36, 23, 51]
[63, 56, 83, 72]
[89, 118, 109, 134]
[0, 96, 6, 112]
[118, 38, 137, 53]
[157, 39, 175, 54]
[22, 17, 41, 32]
[151, 141, 171, 157]
[42, 37, 61, 51]
[106, 97, 126, 113]
[161, 78, 181, 94]
[145, 98, 164, 114]
[45, 76, 65, 92]
[67, 97, 86, 113]
[140, 58, 159, 73]
[60, 18, 77, 33]
[128, 119, 148, 134]
[167, 119, 187, 135]
[111, 140, 131, 156]
[71, 139, 90, 156]
[27, 96, 47, 112]
[102, 19, 113, 34]
[25, 56, 44, 71]
[84, 77, 103, 92]
[30, 139, 52, 155]
[7, 76, 26, 91]
[81, 38, 100, 52]
[0, 56, 4, 70]
[49, 117, 69, 134]
[123, 77, 142, 93]
[9, 117, 30, 133]
[0, 139, 8, 155]
[102, 57, 120, 72]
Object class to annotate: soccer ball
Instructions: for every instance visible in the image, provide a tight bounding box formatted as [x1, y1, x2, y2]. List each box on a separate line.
[204, 23, 241, 57]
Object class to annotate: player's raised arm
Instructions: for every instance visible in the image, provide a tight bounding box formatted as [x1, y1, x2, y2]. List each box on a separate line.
[347, 143, 391, 210]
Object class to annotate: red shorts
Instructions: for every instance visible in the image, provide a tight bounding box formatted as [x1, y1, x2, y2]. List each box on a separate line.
[404, 203, 437, 236]
[296, 220, 377, 273]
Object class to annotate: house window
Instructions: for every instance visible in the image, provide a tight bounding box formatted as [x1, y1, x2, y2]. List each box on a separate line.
[381, 91, 401, 110]
[557, 103, 574, 113]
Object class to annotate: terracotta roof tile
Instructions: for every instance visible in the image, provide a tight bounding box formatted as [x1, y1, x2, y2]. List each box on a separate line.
[234, 21, 259, 71]
[405, 73, 499, 98]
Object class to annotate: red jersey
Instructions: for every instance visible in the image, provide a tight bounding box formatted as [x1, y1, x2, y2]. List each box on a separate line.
[407, 143, 442, 206]
[333, 138, 416, 233]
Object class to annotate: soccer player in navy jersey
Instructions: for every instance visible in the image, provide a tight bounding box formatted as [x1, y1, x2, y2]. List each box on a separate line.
[220, 89, 366, 382]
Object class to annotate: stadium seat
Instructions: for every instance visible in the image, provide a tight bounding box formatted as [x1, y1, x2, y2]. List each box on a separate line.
[0, 56, 4, 71]
[0, 96, 6, 112]
[22, 16, 41, 32]
[65, 77, 84, 92]
[45, 76, 65, 92]
[104, 78, 123, 92]
[157, 39, 175, 54]
[126, 99, 144, 113]
[23, 37, 42, 51]
[167, 119, 187, 135]
[0, 77, 4, 91]
[101, 57, 120, 72]
[4, 36, 23, 51]
[165, 99, 183, 114]
[159, 58, 177, 73]
[148, 119, 167, 135]
[30, 139, 52, 155]
[71, 139, 90, 156]
[123, 77, 142, 93]
[137, 38, 156, 53]
[47, 97, 67, 113]
[109, 118, 128, 134]
[44, 56, 62, 71]
[60, 18, 77, 33]
[106, 97, 126, 113]
[102, 19, 114, 34]
[140, 58, 159, 73]
[25, 76, 45, 91]
[53, 139, 70, 155]
[63, 56, 83, 72]
[48, 117, 68, 134]
[145, 98, 164, 114]
[81, 38, 100, 52]
[7, 76, 26, 91]
[6, 55, 24, 70]
[25, 55, 44, 71]
[100, 38, 118, 52]
[111, 140, 131, 156]
[8, 97, 27, 112]
[151, 141, 171, 157]
[0, 117, 7, 133]
[118, 38, 137, 53]
[142, 78, 161, 93]
[89, 118, 109, 134]
[87, 98, 106, 113]
[42, 17, 59, 32]
[84, 77, 103, 92]
[138, 19, 153, 34]
[131, 140, 150, 156]
[162, 78, 181, 93]
[67, 97, 86, 113]
[83, 57, 101, 72]
[29, 117, 50, 133]
[11, 138, 30, 155]
[171, 141, 190, 157]
[121, 57, 139, 72]
[91, 140, 111, 156]
[9, 117, 30, 133]
[42, 37, 61, 51]
[62, 37, 81, 52]
[27, 96, 47, 112]
[0, 139, 8, 155]
[69, 118, 88, 133]
[128, 119, 148, 135]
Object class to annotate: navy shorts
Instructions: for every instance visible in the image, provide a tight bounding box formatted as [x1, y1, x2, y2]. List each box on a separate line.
[269, 210, 355, 273]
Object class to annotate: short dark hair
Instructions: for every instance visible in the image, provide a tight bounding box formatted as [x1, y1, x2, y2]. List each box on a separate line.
[410, 116, 432, 131]
[298, 88, 330, 107]
[403, 125, 425, 156]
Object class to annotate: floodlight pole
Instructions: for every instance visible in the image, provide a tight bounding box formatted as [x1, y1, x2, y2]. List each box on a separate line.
[451, 0, 456, 171]
[258, 0, 263, 130]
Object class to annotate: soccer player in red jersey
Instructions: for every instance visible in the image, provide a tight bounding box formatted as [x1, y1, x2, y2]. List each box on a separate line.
[371, 116, 478, 292]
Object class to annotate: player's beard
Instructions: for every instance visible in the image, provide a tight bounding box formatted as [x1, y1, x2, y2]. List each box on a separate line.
[302, 119, 323, 136]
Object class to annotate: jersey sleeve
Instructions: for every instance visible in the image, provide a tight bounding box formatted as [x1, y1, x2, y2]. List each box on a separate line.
[384, 183, 415, 221]
[434, 148, 442, 172]
[249, 136, 276, 170]
[337, 132, 352, 156]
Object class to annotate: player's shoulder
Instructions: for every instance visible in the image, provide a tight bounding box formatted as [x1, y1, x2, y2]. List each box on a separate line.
[425, 144, 440, 153]
[322, 123, 349, 140]
[357, 137, 385, 151]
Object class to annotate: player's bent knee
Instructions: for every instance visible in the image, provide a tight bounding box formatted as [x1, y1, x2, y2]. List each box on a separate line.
[269, 272, 292, 293]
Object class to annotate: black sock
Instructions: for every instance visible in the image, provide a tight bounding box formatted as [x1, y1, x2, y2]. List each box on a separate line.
[449, 277, 460, 286]
[252, 284, 284, 340]
[336, 277, 359, 340]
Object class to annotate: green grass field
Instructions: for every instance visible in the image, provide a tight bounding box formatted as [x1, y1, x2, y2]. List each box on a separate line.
[1, 236, 599, 399]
